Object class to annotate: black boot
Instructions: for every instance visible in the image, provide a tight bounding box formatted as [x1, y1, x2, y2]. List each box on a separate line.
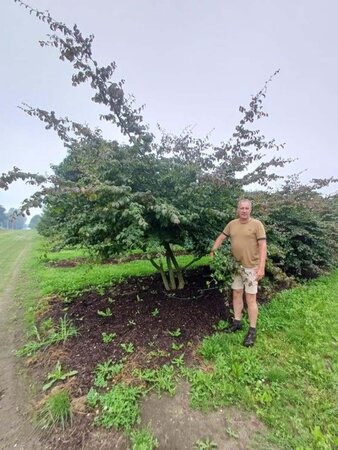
[225, 319, 243, 333]
[243, 327, 256, 347]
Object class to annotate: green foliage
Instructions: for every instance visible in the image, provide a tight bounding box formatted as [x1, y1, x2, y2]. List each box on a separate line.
[168, 328, 181, 337]
[39, 390, 72, 430]
[183, 270, 338, 449]
[101, 332, 116, 343]
[129, 428, 159, 450]
[97, 307, 113, 317]
[133, 365, 176, 396]
[94, 360, 123, 388]
[120, 342, 135, 354]
[16, 314, 77, 357]
[209, 242, 241, 292]
[93, 383, 143, 431]
[43, 361, 78, 391]
[253, 186, 338, 281]
[194, 437, 218, 450]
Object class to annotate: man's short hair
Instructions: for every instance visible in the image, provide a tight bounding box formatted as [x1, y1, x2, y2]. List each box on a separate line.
[237, 198, 252, 209]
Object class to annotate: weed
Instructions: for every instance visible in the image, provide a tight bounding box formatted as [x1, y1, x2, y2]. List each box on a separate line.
[134, 365, 176, 395]
[171, 353, 185, 368]
[213, 320, 227, 331]
[194, 437, 218, 449]
[171, 342, 184, 351]
[39, 389, 72, 430]
[151, 308, 160, 317]
[43, 361, 78, 391]
[86, 387, 100, 407]
[94, 383, 143, 431]
[128, 319, 136, 327]
[168, 328, 181, 337]
[148, 349, 170, 358]
[129, 427, 159, 449]
[121, 342, 135, 354]
[101, 332, 117, 343]
[225, 426, 239, 439]
[52, 314, 78, 344]
[97, 307, 113, 317]
[94, 360, 123, 388]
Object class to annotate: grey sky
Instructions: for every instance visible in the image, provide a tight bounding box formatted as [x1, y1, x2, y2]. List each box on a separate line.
[1, 0, 338, 213]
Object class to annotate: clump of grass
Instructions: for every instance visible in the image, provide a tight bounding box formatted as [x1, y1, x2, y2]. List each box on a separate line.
[39, 389, 72, 430]
[129, 427, 159, 449]
[92, 383, 143, 431]
[16, 314, 78, 357]
[133, 365, 176, 396]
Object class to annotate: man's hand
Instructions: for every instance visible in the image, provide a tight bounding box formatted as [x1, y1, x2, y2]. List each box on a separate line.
[256, 267, 265, 281]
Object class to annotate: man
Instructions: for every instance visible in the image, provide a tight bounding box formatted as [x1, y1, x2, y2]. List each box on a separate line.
[210, 199, 267, 347]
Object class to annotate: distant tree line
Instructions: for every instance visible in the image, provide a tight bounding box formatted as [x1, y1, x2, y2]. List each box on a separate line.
[0, 205, 41, 230]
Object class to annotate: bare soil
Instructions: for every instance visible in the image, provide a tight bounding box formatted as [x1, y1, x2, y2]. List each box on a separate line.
[27, 266, 272, 449]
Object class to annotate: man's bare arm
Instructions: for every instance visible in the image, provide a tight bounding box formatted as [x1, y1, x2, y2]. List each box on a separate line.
[256, 239, 267, 280]
[210, 232, 228, 256]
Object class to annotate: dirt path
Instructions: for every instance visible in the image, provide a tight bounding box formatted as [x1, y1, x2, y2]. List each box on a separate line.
[0, 237, 42, 450]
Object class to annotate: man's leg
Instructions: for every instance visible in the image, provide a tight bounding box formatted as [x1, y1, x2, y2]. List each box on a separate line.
[225, 289, 244, 333]
[245, 293, 258, 327]
[243, 292, 258, 346]
[233, 289, 244, 321]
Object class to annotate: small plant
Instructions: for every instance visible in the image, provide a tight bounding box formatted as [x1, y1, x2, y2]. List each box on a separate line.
[194, 437, 218, 449]
[16, 340, 45, 357]
[52, 314, 78, 344]
[94, 360, 123, 388]
[128, 319, 136, 327]
[129, 427, 159, 449]
[120, 342, 134, 354]
[213, 320, 227, 331]
[171, 342, 184, 351]
[148, 349, 170, 358]
[39, 389, 72, 430]
[101, 332, 117, 343]
[97, 308, 113, 317]
[171, 353, 185, 368]
[225, 426, 239, 439]
[168, 328, 181, 337]
[87, 387, 100, 407]
[43, 361, 78, 391]
[151, 308, 160, 317]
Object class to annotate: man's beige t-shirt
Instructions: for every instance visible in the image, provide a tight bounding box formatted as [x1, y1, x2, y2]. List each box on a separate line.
[223, 218, 266, 268]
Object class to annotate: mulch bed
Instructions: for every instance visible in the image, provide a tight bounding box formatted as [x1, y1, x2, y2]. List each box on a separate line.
[39, 266, 230, 396]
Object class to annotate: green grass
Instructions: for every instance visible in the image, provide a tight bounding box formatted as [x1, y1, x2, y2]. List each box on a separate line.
[183, 270, 338, 449]
[27, 235, 209, 297]
[129, 427, 159, 449]
[39, 389, 72, 430]
[0, 230, 34, 292]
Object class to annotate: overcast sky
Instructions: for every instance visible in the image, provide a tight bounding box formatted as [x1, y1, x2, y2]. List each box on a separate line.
[1, 0, 338, 214]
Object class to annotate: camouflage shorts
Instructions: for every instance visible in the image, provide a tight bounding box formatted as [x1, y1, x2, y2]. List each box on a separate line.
[231, 267, 258, 294]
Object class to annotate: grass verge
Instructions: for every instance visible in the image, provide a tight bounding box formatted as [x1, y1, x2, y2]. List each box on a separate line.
[183, 270, 338, 449]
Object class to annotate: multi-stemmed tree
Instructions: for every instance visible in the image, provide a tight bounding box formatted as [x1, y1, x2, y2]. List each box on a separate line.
[1, 1, 298, 290]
